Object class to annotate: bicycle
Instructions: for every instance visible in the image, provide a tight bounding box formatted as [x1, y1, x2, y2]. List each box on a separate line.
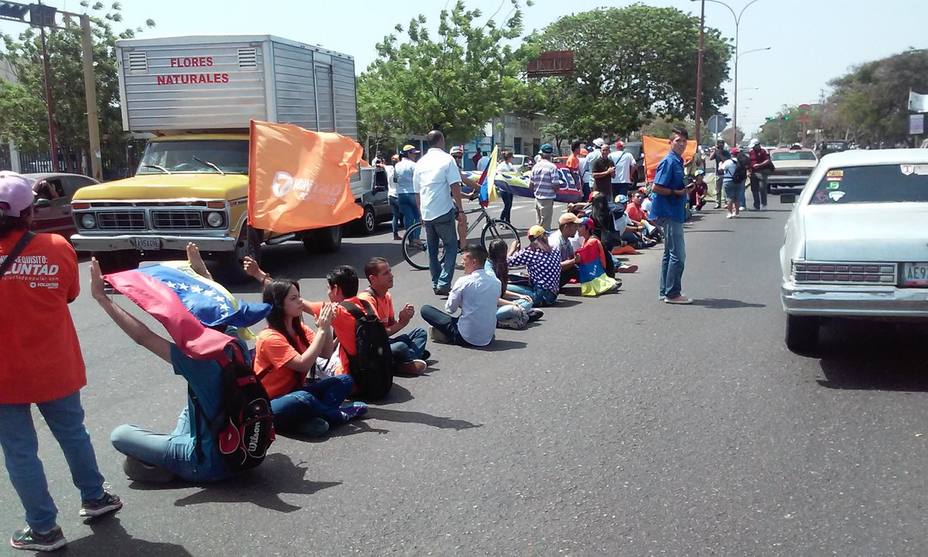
[402, 203, 521, 270]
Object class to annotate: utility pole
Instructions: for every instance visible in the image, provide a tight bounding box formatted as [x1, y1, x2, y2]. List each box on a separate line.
[38, 20, 60, 172]
[80, 14, 101, 180]
[694, 0, 705, 146]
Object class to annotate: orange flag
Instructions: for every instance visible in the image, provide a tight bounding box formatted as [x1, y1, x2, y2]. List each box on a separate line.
[248, 120, 363, 233]
[642, 135, 698, 183]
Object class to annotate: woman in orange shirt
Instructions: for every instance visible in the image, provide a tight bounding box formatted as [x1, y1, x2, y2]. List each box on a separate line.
[254, 279, 367, 437]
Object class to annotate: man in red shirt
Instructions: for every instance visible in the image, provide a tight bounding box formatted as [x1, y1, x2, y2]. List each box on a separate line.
[359, 257, 428, 375]
[0, 172, 121, 552]
[748, 138, 773, 210]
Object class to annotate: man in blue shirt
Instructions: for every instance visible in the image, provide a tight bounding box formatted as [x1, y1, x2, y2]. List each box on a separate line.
[650, 127, 694, 304]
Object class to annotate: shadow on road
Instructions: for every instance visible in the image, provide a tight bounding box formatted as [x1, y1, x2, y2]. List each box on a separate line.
[367, 407, 483, 431]
[687, 229, 734, 233]
[479, 339, 528, 351]
[816, 321, 928, 391]
[373, 383, 414, 406]
[690, 297, 766, 309]
[127, 454, 341, 513]
[65, 518, 192, 556]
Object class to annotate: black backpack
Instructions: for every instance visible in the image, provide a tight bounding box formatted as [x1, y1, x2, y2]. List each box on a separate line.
[732, 153, 749, 182]
[340, 299, 393, 401]
[191, 342, 275, 472]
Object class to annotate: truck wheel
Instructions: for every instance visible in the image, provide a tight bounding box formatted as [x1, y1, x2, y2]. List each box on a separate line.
[216, 225, 261, 284]
[93, 251, 140, 274]
[785, 314, 820, 354]
[355, 204, 377, 235]
[306, 225, 342, 253]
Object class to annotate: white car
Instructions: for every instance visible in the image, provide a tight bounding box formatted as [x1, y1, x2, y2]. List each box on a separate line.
[766, 148, 818, 191]
[779, 149, 928, 352]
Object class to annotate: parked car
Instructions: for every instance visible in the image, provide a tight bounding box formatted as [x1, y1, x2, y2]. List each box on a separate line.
[766, 147, 818, 191]
[23, 172, 99, 238]
[778, 149, 928, 353]
[510, 154, 533, 172]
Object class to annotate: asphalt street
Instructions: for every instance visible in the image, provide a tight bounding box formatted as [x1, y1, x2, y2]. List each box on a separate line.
[3, 195, 928, 556]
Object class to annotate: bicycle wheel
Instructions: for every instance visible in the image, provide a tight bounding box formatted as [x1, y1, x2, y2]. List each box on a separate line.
[480, 219, 521, 252]
[402, 223, 441, 270]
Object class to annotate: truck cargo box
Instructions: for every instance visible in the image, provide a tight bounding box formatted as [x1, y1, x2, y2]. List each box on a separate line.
[116, 35, 357, 138]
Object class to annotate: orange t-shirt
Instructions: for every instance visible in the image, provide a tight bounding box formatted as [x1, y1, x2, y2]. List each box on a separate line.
[306, 296, 379, 372]
[0, 230, 85, 403]
[357, 289, 395, 328]
[254, 322, 315, 399]
[566, 153, 580, 172]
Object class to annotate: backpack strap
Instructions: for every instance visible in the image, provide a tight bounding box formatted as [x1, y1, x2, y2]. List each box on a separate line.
[0, 231, 36, 277]
[339, 299, 376, 320]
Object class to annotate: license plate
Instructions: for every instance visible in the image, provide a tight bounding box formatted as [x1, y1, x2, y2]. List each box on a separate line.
[131, 237, 161, 251]
[902, 262, 928, 287]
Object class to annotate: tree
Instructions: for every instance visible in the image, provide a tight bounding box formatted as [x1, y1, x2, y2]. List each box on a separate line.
[0, 2, 155, 171]
[524, 4, 732, 140]
[640, 117, 711, 144]
[538, 121, 569, 154]
[720, 126, 744, 146]
[358, 1, 530, 144]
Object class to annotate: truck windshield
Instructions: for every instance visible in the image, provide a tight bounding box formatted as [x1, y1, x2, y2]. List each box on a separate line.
[137, 140, 248, 175]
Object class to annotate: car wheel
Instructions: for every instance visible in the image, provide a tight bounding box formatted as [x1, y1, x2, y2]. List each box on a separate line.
[356, 204, 377, 235]
[303, 226, 342, 253]
[785, 314, 820, 354]
[93, 250, 140, 274]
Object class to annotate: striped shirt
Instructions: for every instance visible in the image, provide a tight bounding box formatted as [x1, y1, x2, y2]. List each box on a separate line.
[529, 159, 563, 200]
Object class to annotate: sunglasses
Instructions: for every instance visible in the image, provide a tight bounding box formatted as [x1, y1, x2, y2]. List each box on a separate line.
[452, 154, 462, 158]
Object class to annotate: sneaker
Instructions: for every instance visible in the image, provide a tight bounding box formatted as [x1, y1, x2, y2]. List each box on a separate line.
[664, 295, 694, 305]
[429, 326, 450, 344]
[433, 286, 450, 296]
[341, 402, 368, 421]
[296, 417, 330, 437]
[10, 526, 66, 552]
[527, 308, 544, 322]
[421, 349, 431, 361]
[123, 456, 175, 483]
[739, 206, 746, 212]
[497, 318, 526, 330]
[397, 359, 428, 375]
[79, 491, 123, 518]
[761, 204, 767, 211]
[616, 264, 638, 274]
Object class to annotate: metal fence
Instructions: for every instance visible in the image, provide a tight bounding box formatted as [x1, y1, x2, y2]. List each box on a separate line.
[0, 140, 148, 179]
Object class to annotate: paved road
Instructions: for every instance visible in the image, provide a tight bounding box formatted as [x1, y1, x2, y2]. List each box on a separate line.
[3, 196, 927, 556]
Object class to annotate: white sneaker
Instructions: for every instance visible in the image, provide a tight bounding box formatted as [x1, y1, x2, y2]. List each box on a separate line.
[726, 212, 733, 219]
[761, 205, 767, 211]
[739, 206, 746, 212]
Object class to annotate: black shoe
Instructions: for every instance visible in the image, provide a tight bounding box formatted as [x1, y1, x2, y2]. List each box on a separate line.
[79, 491, 123, 518]
[123, 456, 175, 483]
[10, 526, 66, 552]
[433, 287, 450, 296]
[527, 309, 544, 322]
[421, 350, 431, 360]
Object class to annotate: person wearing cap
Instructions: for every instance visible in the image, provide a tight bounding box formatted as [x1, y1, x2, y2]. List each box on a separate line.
[506, 225, 562, 307]
[718, 148, 743, 218]
[690, 169, 708, 211]
[650, 126, 694, 304]
[575, 217, 621, 296]
[529, 143, 564, 230]
[748, 138, 772, 210]
[413, 131, 468, 295]
[609, 140, 638, 198]
[420, 244, 500, 347]
[1, 172, 123, 551]
[548, 212, 583, 288]
[583, 138, 606, 198]
[394, 145, 421, 242]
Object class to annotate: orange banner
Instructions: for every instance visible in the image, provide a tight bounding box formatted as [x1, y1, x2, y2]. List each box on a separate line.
[248, 120, 363, 233]
[643, 135, 698, 183]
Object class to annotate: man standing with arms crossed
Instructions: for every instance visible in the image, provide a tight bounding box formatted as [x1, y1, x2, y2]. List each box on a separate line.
[414, 130, 467, 296]
[650, 127, 694, 305]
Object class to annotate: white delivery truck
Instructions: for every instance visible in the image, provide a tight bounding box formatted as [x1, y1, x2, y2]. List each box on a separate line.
[71, 35, 388, 279]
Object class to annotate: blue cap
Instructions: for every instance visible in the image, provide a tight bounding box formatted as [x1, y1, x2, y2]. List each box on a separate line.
[540, 143, 554, 154]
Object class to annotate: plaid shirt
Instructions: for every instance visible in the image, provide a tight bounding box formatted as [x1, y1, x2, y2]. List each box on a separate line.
[530, 159, 563, 200]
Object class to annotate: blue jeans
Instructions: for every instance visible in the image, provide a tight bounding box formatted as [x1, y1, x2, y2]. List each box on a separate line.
[657, 217, 686, 298]
[270, 375, 354, 433]
[390, 327, 428, 362]
[0, 391, 105, 532]
[738, 182, 747, 209]
[499, 190, 513, 223]
[424, 209, 458, 291]
[397, 193, 421, 239]
[389, 196, 402, 235]
[507, 283, 558, 307]
[420, 305, 474, 347]
[497, 298, 532, 322]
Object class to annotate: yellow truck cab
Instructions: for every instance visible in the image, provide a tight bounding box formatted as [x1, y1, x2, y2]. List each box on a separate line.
[71, 35, 377, 280]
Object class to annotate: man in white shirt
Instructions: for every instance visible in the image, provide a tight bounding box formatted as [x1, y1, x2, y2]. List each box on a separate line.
[420, 245, 500, 347]
[413, 130, 467, 295]
[609, 140, 638, 198]
[584, 138, 605, 199]
[393, 145, 421, 241]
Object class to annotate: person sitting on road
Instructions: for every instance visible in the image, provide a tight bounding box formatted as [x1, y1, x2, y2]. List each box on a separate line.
[575, 217, 621, 296]
[627, 189, 662, 242]
[506, 226, 562, 307]
[547, 212, 583, 289]
[358, 257, 430, 375]
[689, 170, 708, 211]
[486, 239, 542, 329]
[420, 244, 501, 347]
[253, 280, 366, 438]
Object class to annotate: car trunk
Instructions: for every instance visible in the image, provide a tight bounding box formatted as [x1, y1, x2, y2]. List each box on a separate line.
[803, 204, 928, 262]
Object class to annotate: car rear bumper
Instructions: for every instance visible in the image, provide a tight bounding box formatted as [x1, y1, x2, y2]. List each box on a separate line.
[768, 176, 809, 188]
[781, 281, 928, 318]
[71, 234, 236, 252]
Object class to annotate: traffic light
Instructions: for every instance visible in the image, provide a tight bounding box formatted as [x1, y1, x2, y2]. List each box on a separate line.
[783, 114, 791, 121]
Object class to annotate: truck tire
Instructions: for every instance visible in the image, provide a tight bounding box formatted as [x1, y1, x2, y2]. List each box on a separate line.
[93, 250, 140, 274]
[785, 314, 820, 354]
[216, 225, 261, 284]
[303, 226, 342, 253]
[355, 204, 377, 235]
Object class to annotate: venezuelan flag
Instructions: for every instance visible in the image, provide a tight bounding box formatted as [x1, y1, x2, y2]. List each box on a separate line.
[477, 145, 500, 206]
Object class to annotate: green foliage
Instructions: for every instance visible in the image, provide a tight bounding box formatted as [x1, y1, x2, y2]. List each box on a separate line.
[524, 3, 732, 140]
[358, 0, 529, 148]
[0, 4, 155, 166]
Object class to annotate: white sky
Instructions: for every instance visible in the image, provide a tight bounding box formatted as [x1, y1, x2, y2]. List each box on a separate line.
[3, 0, 926, 136]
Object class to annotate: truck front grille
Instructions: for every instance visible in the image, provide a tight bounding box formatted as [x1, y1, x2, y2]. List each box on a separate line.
[97, 211, 146, 230]
[151, 210, 204, 229]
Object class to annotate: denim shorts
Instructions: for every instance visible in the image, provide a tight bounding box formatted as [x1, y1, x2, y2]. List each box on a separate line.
[723, 181, 743, 201]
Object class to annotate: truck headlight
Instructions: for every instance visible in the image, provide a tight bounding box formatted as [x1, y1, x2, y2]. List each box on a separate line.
[80, 213, 96, 229]
[206, 211, 225, 228]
